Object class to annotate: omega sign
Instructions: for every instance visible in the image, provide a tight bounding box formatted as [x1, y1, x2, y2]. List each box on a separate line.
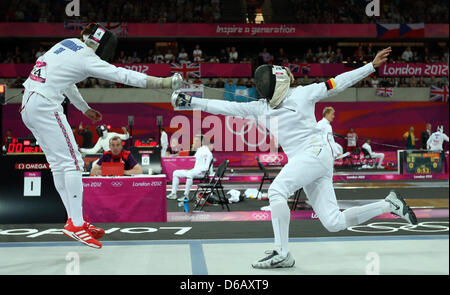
[15, 163, 50, 170]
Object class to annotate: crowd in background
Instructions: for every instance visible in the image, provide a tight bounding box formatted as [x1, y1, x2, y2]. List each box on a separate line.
[0, 0, 448, 23]
[1, 42, 448, 66]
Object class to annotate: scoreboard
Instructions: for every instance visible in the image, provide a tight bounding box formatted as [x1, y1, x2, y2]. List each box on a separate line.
[5, 138, 43, 154]
[403, 150, 445, 174]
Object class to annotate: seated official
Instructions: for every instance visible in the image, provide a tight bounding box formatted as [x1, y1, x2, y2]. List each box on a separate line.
[90, 136, 143, 176]
[167, 137, 214, 201]
[361, 139, 385, 169]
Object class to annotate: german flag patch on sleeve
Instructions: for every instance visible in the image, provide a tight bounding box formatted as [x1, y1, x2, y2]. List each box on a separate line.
[325, 78, 336, 90]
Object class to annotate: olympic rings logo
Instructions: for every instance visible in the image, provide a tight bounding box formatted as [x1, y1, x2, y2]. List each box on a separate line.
[225, 116, 271, 148]
[347, 221, 449, 234]
[252, 212, 270, 221]
[111, 181, 123, 187]
[260, 153, 285, 164]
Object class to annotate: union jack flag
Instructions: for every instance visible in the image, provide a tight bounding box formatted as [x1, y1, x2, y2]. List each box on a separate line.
[170, 63, 201, 79]
[63, 20, 85, 31]
[430, 85, 449, 102]
[376, 87, 393, 97]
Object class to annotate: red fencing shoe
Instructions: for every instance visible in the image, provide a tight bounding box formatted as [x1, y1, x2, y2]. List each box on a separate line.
[63, 219, 102, 249]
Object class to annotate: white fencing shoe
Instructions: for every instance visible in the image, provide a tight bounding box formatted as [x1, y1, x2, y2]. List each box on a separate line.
[385, 190, 418, 225]
[251, 250, 295, 269]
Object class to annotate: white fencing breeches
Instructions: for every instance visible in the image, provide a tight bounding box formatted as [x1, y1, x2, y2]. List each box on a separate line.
[21, 91, 85, 226]
[21, 91, 84, 173]
[171, 169, 204, 196]
[268, 145, 390, 257]
[371, 152, 385, 167]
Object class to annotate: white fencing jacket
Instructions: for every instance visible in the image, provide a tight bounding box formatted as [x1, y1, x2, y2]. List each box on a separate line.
[23, 38, 147, 113]
[427, 131, 449, 151]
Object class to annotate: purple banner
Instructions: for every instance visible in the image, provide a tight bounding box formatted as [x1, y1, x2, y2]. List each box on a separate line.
[379, 63, 449, 77]
[82, 176, 167, 223]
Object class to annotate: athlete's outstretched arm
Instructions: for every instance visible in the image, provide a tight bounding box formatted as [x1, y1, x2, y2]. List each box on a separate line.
[301, 47, 392, 103]
[171, 91, 262, 118]
[84, 54, 182, 90]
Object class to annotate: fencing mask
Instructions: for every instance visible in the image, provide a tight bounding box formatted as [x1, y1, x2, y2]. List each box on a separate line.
[437, 125, 444, 133]
[82, 23, 117, 61]
[96, 124, 108, 137]
[254, 65, 293, 109]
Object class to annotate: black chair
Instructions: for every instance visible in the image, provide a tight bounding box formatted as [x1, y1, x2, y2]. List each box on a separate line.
[361, 147, 375, 168]
[256, 156, 276, 199]
[189, 158, 214, 200]
[193, 159, 230, 212]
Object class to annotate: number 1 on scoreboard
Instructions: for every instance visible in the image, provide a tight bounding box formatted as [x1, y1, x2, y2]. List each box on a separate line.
[24, 172, 41, 197]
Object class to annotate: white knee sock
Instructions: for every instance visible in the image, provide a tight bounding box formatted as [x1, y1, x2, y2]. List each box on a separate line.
[343, 200, 391, 227]
[52, 171, 70, 219]
[172, 174, 179, 195]
[65, 170, 84, 227]
[270, 197, 290, 258]
[184, 178, 193, 197]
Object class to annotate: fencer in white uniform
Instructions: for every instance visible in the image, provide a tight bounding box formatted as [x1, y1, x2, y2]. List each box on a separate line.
[80, 125, 129, 154]
[167, 138, 213, 201]
[20, 23, 182, 249]
[361, 139, 385, 168]
[172, 47, 417, 268]
[427, 126, 449, 151]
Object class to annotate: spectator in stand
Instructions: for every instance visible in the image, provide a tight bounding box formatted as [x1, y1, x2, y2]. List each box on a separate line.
[420, 123, 433, 150]
[229, 46, 238, 63]
[417, 77, 427, 87]
[215, 77, 225, 88]
[145, 49, 154, 63]
[334, 48, 344, 63]
[346, 128, 358, 153]
[398, 77, 408, 87]
[412, 50, 420, 62]
[304, 48, 314, 62]
[117, 50, 127, 63]
[131, 51, 141, 63]
[209, 55, 220, 63]
[236, 78, 245, 86]
[35, 46, 45, 59]
[370, 75, 379, 88]
[178, 48, 189, 64]
[259, 48, 271, 64]
[245, 78, 254, 88]
[218, 48, 228, 63]
[205, 78, 215, 87]
[193, 77, 203, 85]
[153, 51, 164, 63]
[193, 44, 203, 62]
[429, 76, 438, 86]
[2, 129, 15, 152]
[401, 47, 414, 62]
[403, 126, 416, 150]
[409, 76, 417, 87]
[354, 46, 365, 62]
[276, 48, 288, 64]
[164, 49, 174, 63]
